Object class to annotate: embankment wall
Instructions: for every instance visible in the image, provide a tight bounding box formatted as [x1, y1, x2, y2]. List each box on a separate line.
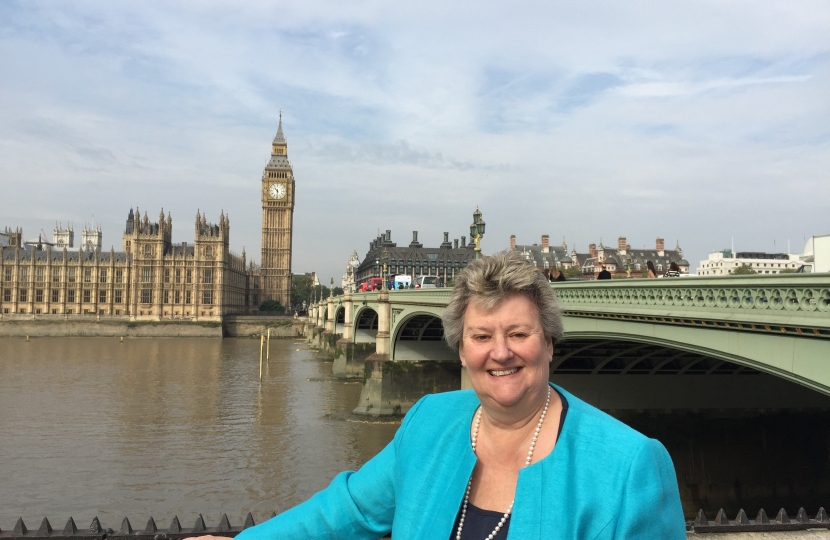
[0, 316, 222, 337]
[0, 315, 305, 338]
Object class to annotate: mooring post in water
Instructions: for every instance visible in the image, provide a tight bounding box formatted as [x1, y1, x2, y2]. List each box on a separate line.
[259, 334, 264, 381]
[267, 328, 271, 363]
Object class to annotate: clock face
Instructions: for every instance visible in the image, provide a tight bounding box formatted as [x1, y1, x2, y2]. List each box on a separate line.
[269, 182, 286, 199]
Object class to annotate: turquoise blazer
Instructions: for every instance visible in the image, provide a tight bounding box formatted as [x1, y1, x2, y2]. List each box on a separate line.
[237, 384, 686, 539]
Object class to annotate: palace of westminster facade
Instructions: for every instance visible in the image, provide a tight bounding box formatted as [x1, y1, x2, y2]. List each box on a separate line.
[0, 118, 295, 319]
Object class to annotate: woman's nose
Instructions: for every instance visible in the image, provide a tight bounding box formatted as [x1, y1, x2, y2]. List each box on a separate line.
[489, 334, 512, 361]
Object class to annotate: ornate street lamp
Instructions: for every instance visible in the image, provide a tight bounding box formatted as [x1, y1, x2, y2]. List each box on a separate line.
[381, 247, 389, 291]
[330, 277, 334, 297]
[470, 206, 486, 260]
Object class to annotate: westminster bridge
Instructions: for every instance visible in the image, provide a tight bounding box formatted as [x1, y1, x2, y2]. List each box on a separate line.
[305, 273, 830, 413]
[302, 273, 830, 519]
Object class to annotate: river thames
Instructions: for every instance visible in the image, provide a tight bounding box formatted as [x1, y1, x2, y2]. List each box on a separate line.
[0, 337, 399, 527]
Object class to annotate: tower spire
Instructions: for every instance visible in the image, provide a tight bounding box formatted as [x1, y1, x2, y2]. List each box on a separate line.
[273, 110, 286, 145]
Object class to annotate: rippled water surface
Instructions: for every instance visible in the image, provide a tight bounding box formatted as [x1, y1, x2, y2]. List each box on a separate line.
[0, 337, 399, 528]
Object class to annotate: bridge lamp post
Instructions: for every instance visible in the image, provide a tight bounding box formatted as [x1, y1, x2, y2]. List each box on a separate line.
[470, 206, 486, 260]
[330, 277, 334, 297]
[381, 248, 389, 291]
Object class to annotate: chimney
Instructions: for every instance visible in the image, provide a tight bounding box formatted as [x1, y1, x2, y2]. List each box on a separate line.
[461, 236, 467, 248]
[541, 235, 549, 253]
[589, 243, 598, 258]
[386, 229, 391, 242]
[656, 238, 665, 256]
[409, 231, 422, 249]
[444, 232, 449, 243]
[454, 239, 459, 249]
[510, 235, 516, 250]
[618, 237, 626, 254]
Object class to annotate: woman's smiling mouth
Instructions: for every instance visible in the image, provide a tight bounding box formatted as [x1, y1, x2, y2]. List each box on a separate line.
[488, 367, 521, 377]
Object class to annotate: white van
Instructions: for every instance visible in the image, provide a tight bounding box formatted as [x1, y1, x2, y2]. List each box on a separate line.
[416, 276, 439, 289]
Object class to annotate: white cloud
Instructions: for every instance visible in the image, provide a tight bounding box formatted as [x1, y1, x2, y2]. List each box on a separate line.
[0, 0, 829, 280]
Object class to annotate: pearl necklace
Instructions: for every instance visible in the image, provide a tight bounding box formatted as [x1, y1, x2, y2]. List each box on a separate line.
[455, 386, 551, 540]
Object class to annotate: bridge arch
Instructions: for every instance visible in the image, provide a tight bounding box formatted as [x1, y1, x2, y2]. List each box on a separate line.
[354, 306, 378, 343]
[334, 305, 345, 335]
[562, 315, 830, 397]
[392, 312, 457, 362]
[552, 332, 830, 410]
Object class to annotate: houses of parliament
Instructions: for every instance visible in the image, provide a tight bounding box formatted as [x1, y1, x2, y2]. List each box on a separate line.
[0, 118, 295, 319]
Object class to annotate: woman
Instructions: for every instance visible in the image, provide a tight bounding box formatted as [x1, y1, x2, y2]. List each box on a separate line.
[549, 266, 567, 282]
[664, 262, 681, 278]
[223, 252, 685, 539]
[646, 260, 658, 278]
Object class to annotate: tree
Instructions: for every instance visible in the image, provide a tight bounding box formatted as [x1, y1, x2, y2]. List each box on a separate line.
[730, 263, 757, 275]
[779, 268, 797, 274]
[259, 300, 285, 313]
[562, 266, 582, 278]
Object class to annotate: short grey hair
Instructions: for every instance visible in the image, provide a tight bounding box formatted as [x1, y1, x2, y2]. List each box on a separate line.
[442, 250, 564, 351]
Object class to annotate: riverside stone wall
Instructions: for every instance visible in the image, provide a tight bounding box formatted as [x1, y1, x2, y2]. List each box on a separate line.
[0, 315, 222, 338]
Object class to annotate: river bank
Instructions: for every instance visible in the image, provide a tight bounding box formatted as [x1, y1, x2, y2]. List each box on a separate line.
[0, 314, 303, 338]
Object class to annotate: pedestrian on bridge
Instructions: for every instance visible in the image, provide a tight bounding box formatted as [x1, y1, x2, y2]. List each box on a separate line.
[215, 252, 685, 540]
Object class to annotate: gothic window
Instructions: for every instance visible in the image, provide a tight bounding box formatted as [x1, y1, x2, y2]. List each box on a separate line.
[35, 289, 43, 302]
[115, 269, 123, 283]
[174, 290, 180, 304]
[51, 289, 59, 303]
[83, 290, 91, 303]
[19, 289, 27, 302]
[186, 270, 192, 284]
[142, 268, 152, 283]
[20, 268, 28, 282]
[141, 289, 152, 303]
[203, 269, 213, 284]
[68, 268, 76, 283]
[100, 269, 107, 283]
[185, 290, 192, 304]
[67, 290, 75, 303]
[164, 269, 170, 283]
[4, 268, 11, 282]
[202, 290, 213, 305]
[115, 290, 123, 304]
[3, 289, 11, 302]
[144, 245, 152, 256]
[163, 290, 169, 304]
[205, 247, 213, 258]
[36, 267, 45, 282]
[175, 269, 181, 284]
[99, 290, 107, 303]
[83, 269, 91, 283]
[52, 268, 60, 283]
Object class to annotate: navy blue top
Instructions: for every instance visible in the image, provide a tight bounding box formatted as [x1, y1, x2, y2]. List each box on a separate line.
[450, 392, 570, 540]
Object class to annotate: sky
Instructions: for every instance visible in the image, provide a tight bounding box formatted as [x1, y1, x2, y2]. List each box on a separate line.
[1, 0, 828, 282]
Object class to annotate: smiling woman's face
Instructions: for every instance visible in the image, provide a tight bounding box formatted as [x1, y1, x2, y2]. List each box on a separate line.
[458, 293, 553, 412]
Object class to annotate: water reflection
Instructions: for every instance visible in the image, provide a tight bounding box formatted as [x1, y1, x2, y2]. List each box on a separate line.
[0, 338, 399, 527]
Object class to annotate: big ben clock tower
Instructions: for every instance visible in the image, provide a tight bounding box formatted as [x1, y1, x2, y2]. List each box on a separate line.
[261, 112, 295, 309]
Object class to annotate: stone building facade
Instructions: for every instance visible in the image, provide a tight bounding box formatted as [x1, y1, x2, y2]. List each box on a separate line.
[509, 235, 690, 278]
[355, 229, 475, 286]
[0, 120, 297, 319]
[1, 209, 261, 319]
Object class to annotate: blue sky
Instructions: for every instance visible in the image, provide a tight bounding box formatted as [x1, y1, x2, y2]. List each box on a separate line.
[1, 0, 828, 281]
